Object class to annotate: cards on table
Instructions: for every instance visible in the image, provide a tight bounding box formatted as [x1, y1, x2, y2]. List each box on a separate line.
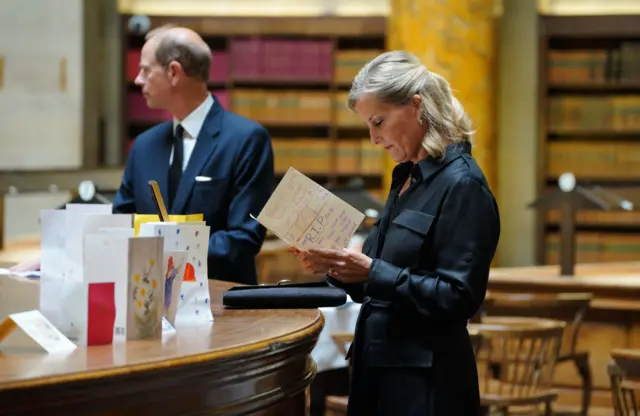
[139, 222, 213, 326]
[0, 310, 77, 354]
[253, 167, 365, 250]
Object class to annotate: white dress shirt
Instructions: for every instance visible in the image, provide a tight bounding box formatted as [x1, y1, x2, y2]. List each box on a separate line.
[170, 94, 215, 171]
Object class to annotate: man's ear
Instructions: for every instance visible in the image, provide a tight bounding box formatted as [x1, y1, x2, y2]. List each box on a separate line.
[167, 61, 182, 86]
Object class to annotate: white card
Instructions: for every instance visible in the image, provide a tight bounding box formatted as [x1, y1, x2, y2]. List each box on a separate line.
[138, 223, 213, 326]
[2, 310, 77, 354]
[39, 209, 71, 328]
[127, 237, 164, 341]
[162, 250, 186, 327]
[64, 204, 113, 268]
[254, 167, 365, 250]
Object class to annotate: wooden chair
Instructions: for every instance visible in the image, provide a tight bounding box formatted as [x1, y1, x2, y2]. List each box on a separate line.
[609, 348, 640, 415]
[470, 316, 565, 416]
[483, 292, 593, 416]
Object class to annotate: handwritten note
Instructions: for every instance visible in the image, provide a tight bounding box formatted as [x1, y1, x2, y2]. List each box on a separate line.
[254, 167, 365, 250]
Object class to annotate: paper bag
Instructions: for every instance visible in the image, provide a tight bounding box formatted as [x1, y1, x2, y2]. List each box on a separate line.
[139, 222, 213, 326]
[133, 213, 204, 236]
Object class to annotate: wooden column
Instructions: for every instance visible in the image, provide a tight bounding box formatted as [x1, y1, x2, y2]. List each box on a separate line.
[385, 0, 499, 194]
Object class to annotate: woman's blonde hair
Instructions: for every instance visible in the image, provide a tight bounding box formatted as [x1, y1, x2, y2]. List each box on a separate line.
[347, 50, 474, 159]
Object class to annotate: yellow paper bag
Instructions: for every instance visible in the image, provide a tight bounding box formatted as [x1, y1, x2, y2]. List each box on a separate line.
[134, 213, 204, 236]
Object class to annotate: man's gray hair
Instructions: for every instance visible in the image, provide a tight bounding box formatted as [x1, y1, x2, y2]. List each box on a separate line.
[146, 25, 211, 83]
[347, 50, 474, 159]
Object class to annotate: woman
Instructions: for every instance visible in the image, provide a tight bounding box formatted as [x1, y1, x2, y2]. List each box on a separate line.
[291, 51, 500, 415]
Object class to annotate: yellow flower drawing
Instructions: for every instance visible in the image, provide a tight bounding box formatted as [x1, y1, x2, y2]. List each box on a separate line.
[140, 288, 146, 297]
[134, 274, 140, 282]
[152, 279, 157, 289]
[137, 300, 142, 308]
[149, 259, 155, 266]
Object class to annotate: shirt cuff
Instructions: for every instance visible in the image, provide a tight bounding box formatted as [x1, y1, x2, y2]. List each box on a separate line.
[365, 259, 402, 301]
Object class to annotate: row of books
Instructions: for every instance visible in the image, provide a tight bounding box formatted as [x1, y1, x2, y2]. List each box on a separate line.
[545, 232, 640, 264]
[126, 47, 381, 83]
[547, 44, 640, 84]
[546, 209, 640, 227]
[272, 139, 385, 175]
[547, 141, 640, 178]
[230, 90, 363, 126]
[548, 95, 640, 132]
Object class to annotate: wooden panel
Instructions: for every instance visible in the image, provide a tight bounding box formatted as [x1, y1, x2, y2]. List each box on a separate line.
[0, 279, 323, 415]
[386, 0, 499, 193]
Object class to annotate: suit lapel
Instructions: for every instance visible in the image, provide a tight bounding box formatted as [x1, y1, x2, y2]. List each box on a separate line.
[149, 122, 173, 206]
[171, 100, 223, 214]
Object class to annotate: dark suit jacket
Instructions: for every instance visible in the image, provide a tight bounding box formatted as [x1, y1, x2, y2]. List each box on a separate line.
[329, 142, 500, 416]
[113, 96, 274, 285]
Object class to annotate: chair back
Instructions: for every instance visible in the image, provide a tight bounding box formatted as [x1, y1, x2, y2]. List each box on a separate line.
[483, 292, 592, 356]
[470, 317, 565, 401]
[609, 348, 640, 415]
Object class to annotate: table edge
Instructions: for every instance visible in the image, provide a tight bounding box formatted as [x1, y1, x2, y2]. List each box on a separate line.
[0, 310, 325, 391]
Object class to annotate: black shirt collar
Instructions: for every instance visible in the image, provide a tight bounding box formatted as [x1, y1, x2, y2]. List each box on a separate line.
[391, 141, 472, 188]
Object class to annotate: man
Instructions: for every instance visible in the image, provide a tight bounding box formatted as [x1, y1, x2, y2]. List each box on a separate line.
[13, 26, 274, 286]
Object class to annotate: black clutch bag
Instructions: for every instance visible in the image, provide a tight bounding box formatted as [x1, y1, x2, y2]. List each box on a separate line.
[222, 280, 347, 309]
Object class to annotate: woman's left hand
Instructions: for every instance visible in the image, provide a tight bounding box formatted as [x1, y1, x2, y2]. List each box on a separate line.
[307, 248, 373, 283]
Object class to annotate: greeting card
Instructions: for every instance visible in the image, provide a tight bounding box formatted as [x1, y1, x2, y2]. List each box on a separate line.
[57, 280, 116, 346]
[81, 234, 163, 342]
[162, 250, 186, 327]
[0, 310, 77, 354]
[126, 237, 164, 340]
[253, 167, 365, 250]
[138, 222, 213, 326]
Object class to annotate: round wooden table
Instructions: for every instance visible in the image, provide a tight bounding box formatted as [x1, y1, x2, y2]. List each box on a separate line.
[0, 279, 324, 415]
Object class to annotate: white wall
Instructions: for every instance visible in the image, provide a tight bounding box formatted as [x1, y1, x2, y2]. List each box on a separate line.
[0, 0, 84, 170]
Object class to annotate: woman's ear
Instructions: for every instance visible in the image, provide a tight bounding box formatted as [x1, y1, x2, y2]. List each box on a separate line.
[411, 94, 422, 116]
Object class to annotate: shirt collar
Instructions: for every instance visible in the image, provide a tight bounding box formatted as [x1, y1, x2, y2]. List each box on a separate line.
[173, 94, 214, 139]
[392, 141, 472, 187]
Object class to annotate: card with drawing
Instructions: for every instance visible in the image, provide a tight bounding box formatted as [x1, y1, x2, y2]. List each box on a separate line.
[162, 250, 186, 327]
[126, 237, 164, 341]
[138, 222, 213, 326]
[253, 167, 365, 250]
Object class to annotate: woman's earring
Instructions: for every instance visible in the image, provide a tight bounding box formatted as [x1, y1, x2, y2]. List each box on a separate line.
[417, 117, 423, 126]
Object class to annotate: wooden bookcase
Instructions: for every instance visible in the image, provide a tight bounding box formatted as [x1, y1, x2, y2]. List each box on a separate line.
[120, 16, 387, 199]
[537, 15, 640, 265]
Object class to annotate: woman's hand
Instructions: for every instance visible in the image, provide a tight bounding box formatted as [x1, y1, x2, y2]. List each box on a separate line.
[288, 246, 372, 283]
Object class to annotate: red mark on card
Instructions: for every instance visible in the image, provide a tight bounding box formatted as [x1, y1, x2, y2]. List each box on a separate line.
[183, 262, 196, 282]
[87, 282, 116, 346]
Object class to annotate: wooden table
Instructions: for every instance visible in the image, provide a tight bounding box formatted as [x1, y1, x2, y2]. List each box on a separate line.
[489, 261, 640, 411]
[0, 279, 324, 415]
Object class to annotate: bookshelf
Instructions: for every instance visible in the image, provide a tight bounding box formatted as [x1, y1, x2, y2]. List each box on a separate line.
[538, 15, 640, 265]
[120, 16, 387, 200]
